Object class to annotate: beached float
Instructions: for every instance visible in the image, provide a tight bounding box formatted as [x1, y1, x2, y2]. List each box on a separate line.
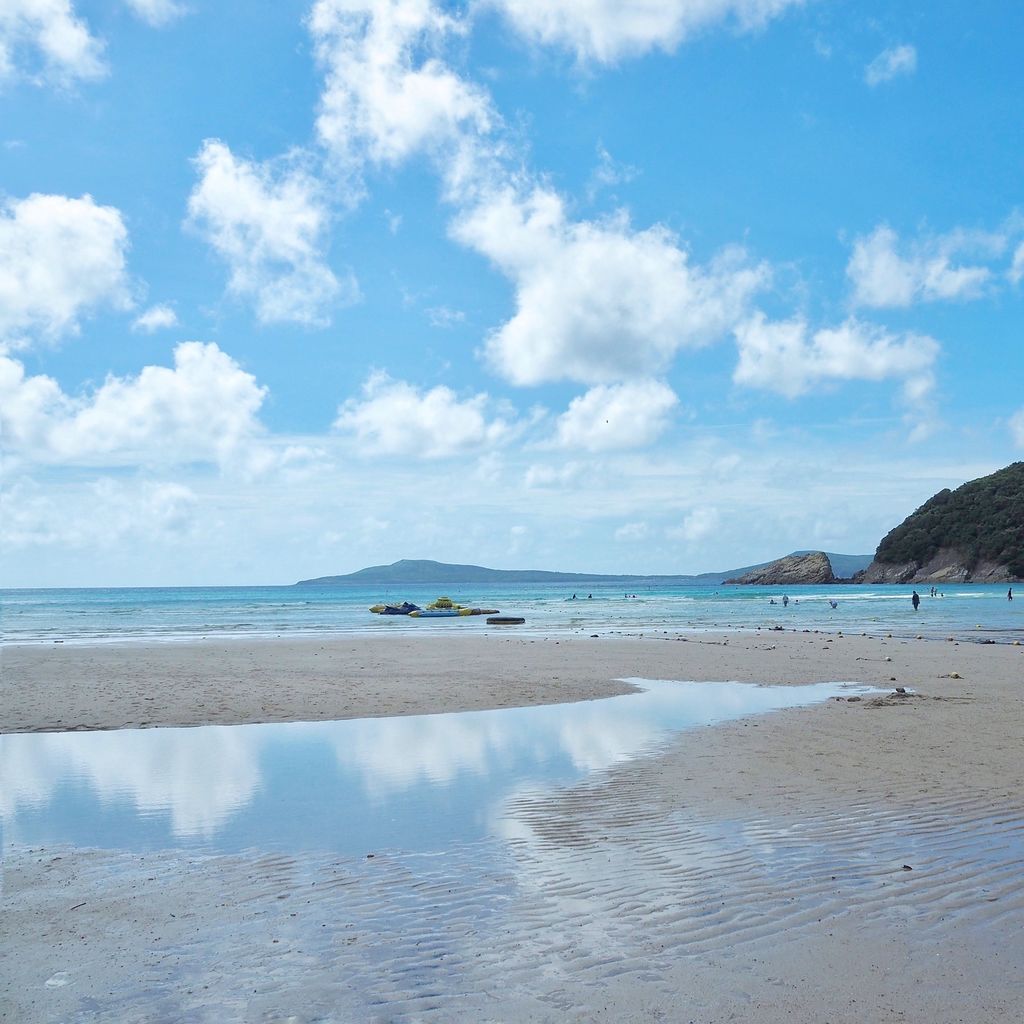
[370, 596, 500, 618]
[369, 601, 421, 615]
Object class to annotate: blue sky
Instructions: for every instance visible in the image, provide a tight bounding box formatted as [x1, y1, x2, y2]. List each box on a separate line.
[2, 0, 1023, 587]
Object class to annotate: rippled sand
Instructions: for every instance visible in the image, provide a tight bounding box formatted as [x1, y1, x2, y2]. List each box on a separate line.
[3, 631, 1024, 1021]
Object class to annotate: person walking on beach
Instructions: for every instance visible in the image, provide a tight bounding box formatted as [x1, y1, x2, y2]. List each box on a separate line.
[912, 590, 921, 611]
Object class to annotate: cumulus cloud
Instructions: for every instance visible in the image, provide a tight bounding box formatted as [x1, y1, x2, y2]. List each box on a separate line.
[668, 506, 720, 543]
[864, 43, 917, 86]
[310, 0, 493, 172]
[131, 303, 178, 333]
[122, 0, 185, 27]
[485, 0, 805, 64]
[334, 371, 514, 457]
[733, 312, 938, 401]
[2, 476, 200, 550]
[309, 1, 772, 395]
[0, 192, 132, 346]
[847, 224, 993, 308]
[554, 380, 678, 451]
[453, 187, 768, 385]
[186, 139, 356, 325]
[0, 0, 106, 86]
[0, 341, 269, 468]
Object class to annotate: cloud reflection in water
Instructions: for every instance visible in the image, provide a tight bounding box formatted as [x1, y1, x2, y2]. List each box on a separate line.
[1, 680, 851, 852]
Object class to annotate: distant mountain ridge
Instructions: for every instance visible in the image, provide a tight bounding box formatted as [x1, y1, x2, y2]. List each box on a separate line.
[295, 553, 872, 587]
[855, 462, 1024, 583]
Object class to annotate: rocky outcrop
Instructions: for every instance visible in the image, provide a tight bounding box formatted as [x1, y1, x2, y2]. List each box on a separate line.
[725, 551, 836, 585]
[855, 548, 1016, 584]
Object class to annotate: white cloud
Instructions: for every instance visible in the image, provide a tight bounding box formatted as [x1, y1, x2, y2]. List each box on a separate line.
[554, 380, 678, 451]
[614, 521, 649, 541]
[2, 477, 200, 550]
[733, 312, 938, 400]
[486, 0, 805, 64]
[847, 224, 992, 308]
[0, 481, 203, 561]
[587, 143, 639, 199]
[132, 303, 179, 333]
[310, 0, 493, 171]
[186, 139, 356, 325]
[523, 461, 587, 488]
[334, 371, 513, 457]
[668, 506, 720, 543]
[0, 341, 269, 468]
[309, 0, 771, 395]
[1010, 409, 1024, 448]
[453, 186, 768, 385]
[1009, 242, 1024, 285]
[0, 192, 132, 346]
[0, 0, 106, 86]
[865, 43, 917, 87]
[426, 304, 466, 327]
[122, 0, 185, 27]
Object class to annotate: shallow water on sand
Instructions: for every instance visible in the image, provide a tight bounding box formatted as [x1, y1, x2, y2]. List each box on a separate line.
[6, 679, 1024, 1023]
[1, 679, 858, 855]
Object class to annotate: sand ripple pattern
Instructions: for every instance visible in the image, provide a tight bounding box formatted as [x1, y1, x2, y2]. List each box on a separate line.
[8, 766, 1024, 1022]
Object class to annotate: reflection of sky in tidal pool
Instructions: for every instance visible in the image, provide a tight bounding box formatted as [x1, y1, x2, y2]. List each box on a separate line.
[1, 680, 860, 856]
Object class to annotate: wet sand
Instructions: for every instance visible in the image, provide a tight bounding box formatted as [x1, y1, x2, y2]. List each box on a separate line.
[3, 630, 1024, 1022]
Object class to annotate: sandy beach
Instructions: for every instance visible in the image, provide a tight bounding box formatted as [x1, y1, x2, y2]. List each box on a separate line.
[3, 630, 1024, 1022]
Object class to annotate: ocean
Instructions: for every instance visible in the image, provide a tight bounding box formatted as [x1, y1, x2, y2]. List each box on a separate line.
[2, 581, 1020, 645]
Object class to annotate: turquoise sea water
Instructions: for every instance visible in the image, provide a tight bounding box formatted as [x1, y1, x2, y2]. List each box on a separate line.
[2, 581, 1020, 644]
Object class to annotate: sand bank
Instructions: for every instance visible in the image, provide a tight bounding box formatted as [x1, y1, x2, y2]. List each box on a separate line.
[5, 628, 1020, 733]
[3, 630, 1024, 1022]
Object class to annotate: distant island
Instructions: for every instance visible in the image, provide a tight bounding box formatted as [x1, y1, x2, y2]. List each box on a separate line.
[295, 553, 872, 587]
[296, 457, 1024, 592]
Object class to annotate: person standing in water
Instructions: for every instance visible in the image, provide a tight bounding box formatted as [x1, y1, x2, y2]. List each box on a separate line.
[1010, 588, 1014, 601]
[912, 590, 921, 611]
[782, 595, 789, 607]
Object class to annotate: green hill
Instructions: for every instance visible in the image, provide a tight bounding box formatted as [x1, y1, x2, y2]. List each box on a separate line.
[861, 462, 1024, 581]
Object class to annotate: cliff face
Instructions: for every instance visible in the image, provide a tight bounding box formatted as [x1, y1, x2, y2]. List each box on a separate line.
[856, 548, 1016, 584]
[725, 551, 836, 585]
[855, 462, 1024, 583]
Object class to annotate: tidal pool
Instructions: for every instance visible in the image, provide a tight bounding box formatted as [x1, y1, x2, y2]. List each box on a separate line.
[1, 679, 861, 856]
[12, 678, 1022, 1024]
